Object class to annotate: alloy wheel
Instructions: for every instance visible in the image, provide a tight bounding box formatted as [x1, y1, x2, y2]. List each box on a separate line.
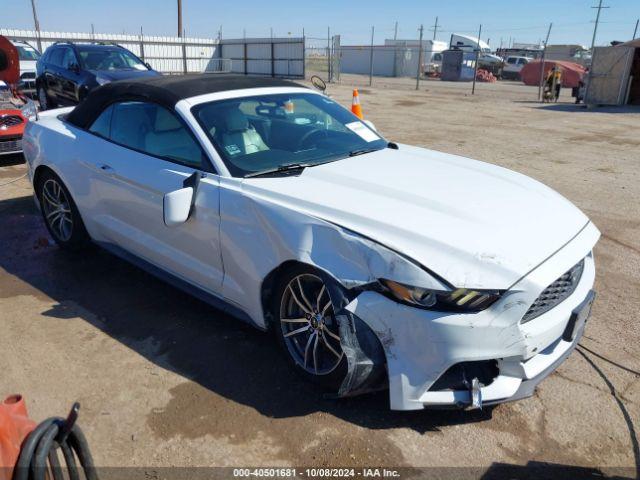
[279, 273, 344, 375]
[41, 179, 73, 242]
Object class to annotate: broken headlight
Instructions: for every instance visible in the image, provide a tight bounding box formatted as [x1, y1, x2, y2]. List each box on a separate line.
[380, 279, 502, 312]
[20, 99, 38, 121]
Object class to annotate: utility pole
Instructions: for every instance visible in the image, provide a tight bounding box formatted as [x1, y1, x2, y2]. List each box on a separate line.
[327, 26, 331, 82]
[393, 21, 398, 40]
[29, 0, 42, 51]
[177, 0, 183, 37]
[430, 16, 440, 41]
[416, 24, 424, 90]
[538, 23, 553, 101]
[471, 24, 482, 95]
[368, 25, 375, 86]
[590, 0, 609, 53]
[633, 19, 639, 39]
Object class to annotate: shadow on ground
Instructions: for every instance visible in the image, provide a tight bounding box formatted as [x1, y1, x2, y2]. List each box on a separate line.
[514, 101, 640, 114]
[0, 194, 494, 435]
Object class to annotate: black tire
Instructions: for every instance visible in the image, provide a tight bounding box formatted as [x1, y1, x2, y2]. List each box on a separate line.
[36, 169, 90, 251]
[272, 264, 347, 390]
[37, 84, 56, 111]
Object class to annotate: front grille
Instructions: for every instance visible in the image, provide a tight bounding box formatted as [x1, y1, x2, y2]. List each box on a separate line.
[0, 138, 23, 154]
[521, 259, 585, 323]
[0, 115, 24, 128]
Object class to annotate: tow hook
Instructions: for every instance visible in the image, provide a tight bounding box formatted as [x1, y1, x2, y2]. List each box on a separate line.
[469, 377, 483, 409]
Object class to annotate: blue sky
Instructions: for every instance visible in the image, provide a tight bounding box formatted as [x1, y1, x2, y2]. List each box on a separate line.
[3, 0, 639, 47]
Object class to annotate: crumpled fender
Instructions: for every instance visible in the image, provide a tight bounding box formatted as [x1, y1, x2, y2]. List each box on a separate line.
[221, 182, 454, 397]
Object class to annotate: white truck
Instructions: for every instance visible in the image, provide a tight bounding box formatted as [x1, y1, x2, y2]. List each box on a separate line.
[449, 33, 503, 73]
[502, 56, 532, 80]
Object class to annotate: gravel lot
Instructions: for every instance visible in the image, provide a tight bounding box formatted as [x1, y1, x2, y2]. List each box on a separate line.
[1, 77, 638, 478]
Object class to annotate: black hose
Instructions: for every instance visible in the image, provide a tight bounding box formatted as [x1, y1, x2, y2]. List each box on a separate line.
[13, 404, 97, 480]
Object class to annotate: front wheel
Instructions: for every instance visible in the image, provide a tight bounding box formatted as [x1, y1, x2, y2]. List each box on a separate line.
[37, 170, 90, 250]
[37, 85, 56, 111]
[273, 266, 347, 389]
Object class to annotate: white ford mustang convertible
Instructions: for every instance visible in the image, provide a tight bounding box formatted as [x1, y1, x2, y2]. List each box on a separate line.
[23, 75, 599, 410]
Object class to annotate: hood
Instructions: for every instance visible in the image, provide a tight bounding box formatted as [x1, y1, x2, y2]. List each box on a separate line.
[0, 36, 20, 85]
[242, 145, 590, 289]
[91, 68, 161, 82]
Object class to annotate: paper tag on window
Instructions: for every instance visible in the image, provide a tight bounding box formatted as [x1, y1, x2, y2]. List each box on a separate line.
[225, 144, 241, 155]
[345, 122, 380, 142]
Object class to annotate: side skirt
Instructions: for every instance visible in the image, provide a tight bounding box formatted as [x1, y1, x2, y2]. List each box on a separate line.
[95, 241, 263, 330]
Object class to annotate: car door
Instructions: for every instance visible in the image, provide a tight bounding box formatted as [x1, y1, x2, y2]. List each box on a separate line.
[44, 47, 64, 102]
[81, 100, 224, 293]
[59, 48, 81, 104]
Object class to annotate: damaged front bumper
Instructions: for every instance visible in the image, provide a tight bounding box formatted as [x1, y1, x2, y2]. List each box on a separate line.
[340, 226, 598, 411]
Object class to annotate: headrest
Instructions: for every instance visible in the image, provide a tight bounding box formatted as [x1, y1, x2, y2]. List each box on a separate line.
[154, 107, 182, 132]
[223, 108, 249, 132]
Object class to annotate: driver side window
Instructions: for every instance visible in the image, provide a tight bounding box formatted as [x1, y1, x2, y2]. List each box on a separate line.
[88, 101, 205, 169]
[61, 48, 77, 69]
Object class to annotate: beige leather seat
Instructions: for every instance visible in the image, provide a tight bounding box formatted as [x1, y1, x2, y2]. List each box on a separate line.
[145, 107, 201, 166]
[216, 108, 269, 156]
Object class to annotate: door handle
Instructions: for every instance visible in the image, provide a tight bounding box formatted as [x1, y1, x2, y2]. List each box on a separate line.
[99, 164, 114, 172]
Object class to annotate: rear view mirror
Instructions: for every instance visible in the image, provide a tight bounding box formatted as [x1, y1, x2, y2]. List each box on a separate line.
[163, 187, 194, 227]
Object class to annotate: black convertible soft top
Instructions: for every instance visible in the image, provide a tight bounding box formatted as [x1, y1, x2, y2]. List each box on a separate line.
[66, 74, 305, 129]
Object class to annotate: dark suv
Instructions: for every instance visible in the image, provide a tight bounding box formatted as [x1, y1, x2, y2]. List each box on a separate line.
[36, 42, 161, 110]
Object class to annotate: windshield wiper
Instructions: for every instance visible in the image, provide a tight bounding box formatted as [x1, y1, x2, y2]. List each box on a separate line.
[245, 163, 311, 178]
[348, 147, 381, 157]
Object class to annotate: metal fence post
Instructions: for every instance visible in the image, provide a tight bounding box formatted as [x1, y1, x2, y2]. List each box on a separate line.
[271, 40, 275, 77]
[139, 26, 145, 62]
[243, 41, 248, 75]
[416, 24, 424, 90]
[471, 24, 482, 95]
[327, 27, 332, 82]
[538, 23, 553, 101]
[369, 26, 375, 86]
[182, 37, 188, 74]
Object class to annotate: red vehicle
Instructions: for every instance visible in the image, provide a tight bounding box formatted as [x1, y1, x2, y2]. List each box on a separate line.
[0, 35, 37, 157]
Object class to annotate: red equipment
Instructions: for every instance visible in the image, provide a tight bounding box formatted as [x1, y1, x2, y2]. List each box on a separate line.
[519, 60, 586, 89]
[1, 35, 32, 156]
[0, 395, 36, 480]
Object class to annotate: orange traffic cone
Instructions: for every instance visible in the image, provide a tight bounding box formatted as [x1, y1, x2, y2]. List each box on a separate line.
[351, 89, 363, 119]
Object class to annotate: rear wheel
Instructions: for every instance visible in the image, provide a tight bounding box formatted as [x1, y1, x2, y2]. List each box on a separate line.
[273, 266, 347, 389]
[37, 170, 90, 250]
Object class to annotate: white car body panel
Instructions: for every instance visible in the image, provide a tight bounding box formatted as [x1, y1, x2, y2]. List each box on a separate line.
[23, 85, 600, 410]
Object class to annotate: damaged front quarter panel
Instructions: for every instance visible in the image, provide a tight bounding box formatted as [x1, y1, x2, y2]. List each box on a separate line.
[219, 179, 453, 398]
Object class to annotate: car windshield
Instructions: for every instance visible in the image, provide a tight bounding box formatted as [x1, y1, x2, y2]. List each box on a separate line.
[76, 47, 147, 71]
[193, 92, 387, 177]
[16, 45, 40, 61]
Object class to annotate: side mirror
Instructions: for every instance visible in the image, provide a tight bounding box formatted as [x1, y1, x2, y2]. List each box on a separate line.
[145, 62, 152, 70]
[163, 187, 194, 227]
[363, 119, 377, 132]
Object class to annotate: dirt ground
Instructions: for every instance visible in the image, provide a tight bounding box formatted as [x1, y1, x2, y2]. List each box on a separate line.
[1, 76, 639, 478]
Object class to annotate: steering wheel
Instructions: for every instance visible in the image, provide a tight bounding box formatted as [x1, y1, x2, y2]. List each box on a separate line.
[296, 128, 327, 150]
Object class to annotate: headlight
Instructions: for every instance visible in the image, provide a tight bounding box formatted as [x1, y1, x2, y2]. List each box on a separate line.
[20, 99, 38, 121]
[380, 279, 502, 312]
[96, 76, 111, 86]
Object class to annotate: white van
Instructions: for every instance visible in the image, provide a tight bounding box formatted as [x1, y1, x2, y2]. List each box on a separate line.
[502, 56, 531, 80]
